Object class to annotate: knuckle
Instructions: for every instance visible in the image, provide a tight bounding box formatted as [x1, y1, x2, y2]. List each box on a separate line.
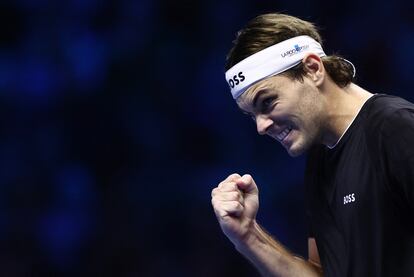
[230, 191, 239, 201]
[211, 197, 221, 207]
[228, 182, 237, 190]
[221, 181, 236, 191]
[211, 188, 218, 197]
[229, 173, 241, 178]
[211, 198, 216, 207]
[218, 180, 229, 188]
[212, 201, 224, 214]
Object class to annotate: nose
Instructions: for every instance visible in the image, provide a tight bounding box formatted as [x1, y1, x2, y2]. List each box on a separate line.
[255, 114, 273, 135]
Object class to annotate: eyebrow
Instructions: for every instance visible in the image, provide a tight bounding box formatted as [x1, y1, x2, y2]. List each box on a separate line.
[237, 88, 270, 115]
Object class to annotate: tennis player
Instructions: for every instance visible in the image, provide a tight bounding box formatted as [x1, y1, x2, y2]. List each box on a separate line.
[211, 13, 414, 276]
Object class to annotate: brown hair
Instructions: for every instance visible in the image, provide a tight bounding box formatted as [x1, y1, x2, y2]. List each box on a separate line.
[225, 13, 354, 87]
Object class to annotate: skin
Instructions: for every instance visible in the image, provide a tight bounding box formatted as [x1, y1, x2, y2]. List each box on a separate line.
[212, 53, 373, 276]
[237, 72, 326, 157]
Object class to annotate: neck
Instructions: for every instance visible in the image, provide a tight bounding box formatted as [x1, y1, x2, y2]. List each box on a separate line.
[321, 82, 373, 147]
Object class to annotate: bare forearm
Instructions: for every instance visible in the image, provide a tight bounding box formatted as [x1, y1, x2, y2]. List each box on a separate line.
[234, 222, 323, 277]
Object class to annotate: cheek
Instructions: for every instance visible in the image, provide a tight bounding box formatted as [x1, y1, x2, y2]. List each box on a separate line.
[297, 94, 323, 121]
[270, 107, 299, 128]
[288, 110, 320, 138]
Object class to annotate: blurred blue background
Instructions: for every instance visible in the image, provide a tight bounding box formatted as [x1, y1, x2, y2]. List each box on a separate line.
[0, 0, 413, 276]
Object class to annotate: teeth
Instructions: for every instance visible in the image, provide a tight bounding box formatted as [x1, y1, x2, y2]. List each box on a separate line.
[276, 127, 292, 141]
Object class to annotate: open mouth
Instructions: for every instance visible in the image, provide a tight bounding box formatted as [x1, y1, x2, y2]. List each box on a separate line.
[275, 126, 293, 142]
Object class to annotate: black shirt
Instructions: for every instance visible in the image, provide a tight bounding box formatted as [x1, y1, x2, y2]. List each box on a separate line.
[305, 94, 414, 277]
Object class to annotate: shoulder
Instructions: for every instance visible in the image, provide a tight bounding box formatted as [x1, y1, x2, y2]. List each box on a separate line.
[364, 94, 414, 162]
[365, 94, 414, 116]
[372, 94, 414, 131]
[361, 94, 414, 133]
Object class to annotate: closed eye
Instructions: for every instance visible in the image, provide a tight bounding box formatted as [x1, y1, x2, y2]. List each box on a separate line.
[259, 97, 276, 113]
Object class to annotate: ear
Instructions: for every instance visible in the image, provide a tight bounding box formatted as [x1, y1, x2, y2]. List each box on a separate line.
[302, 53, 325, 87]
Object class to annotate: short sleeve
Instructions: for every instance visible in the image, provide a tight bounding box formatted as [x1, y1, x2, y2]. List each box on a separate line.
[380, 108, 414, 212]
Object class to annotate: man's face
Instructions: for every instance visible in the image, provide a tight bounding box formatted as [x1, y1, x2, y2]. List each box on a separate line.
[237, 74, 326, 157]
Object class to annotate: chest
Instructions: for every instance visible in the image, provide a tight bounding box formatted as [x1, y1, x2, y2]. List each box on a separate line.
[309, 135, 388, 233]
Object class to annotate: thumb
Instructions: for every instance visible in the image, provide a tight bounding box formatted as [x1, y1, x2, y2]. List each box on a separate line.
[236, 174, 258, 194]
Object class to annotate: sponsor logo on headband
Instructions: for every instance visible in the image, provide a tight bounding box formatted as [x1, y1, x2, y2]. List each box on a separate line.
[281, 44, 310, 58]
[228, 71, 246, 89]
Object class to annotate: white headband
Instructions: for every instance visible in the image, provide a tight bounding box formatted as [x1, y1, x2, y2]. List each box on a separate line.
[225, 35, 327, 99]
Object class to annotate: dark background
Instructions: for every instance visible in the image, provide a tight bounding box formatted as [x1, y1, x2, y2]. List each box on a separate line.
[0, 0, 413, 276]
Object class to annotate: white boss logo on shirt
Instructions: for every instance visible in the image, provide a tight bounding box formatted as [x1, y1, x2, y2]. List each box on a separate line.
[343, 193, 356, 205]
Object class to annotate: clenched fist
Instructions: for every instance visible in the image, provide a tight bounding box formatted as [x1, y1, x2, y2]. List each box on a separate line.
[211, 173, 259, 246]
